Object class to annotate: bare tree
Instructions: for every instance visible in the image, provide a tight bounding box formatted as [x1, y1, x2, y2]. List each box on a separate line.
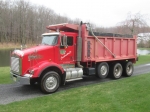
[117, 12, 149, 35]
[0, 0, 83, 45]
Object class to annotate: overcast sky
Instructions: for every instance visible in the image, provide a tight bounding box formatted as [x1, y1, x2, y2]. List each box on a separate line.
[29, 0, 150, 27]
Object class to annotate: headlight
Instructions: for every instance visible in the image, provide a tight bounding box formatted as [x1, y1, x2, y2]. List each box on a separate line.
[29, 70, 34, 74]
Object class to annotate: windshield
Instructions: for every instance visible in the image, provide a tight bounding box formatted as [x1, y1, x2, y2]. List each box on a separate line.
[41, 35, 58, 45]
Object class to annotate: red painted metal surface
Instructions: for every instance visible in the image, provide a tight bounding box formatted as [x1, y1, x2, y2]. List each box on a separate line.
[20, 45, 65, 77]
[47, 23, 78, 32]
[59, 32, 77, 64]
[81, 24, 137, 63]
[18, 32, 77, 77]
[81, 36, 137, 62]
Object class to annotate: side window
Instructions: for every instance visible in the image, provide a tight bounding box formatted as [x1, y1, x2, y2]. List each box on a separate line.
[67, 36, 73, 46]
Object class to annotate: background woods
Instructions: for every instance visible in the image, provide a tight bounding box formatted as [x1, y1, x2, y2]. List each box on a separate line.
[0, 0, 80, 45]
[0, 0, 150, 47]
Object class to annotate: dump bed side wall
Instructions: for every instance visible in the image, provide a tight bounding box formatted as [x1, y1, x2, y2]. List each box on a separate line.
[81, 36, 137, 62]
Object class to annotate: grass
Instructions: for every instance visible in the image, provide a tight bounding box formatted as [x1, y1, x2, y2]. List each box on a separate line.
[0, 73, 150, 112]
[0, 43, 35, 49]
[0, 43, 20, 49]
[138, 47, 150, 50]
[0, 67, 12, 84]
[135, 54, 150, 65]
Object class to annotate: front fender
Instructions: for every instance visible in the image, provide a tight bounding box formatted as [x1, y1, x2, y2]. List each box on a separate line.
[31, 61, 64, 78]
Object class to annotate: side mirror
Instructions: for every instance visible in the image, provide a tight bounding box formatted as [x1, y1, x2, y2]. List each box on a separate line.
[60, 35, 67, 48]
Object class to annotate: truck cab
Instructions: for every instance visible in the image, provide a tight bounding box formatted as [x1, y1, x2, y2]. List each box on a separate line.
[10, 23, 83, 93]
[42, 32, 77, 64]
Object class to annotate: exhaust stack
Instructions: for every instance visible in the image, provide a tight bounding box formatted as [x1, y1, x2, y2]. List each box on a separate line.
[77, 21, 83, 68]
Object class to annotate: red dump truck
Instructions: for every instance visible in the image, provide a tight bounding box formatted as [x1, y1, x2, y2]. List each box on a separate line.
[10, 22, 137, 93]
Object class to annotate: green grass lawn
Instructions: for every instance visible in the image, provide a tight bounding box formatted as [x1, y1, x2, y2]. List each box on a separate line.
[138, 47, 150, 50]
[0, 73, 150, 112]
[0, 67, 12, 84]
[135, 54, 150, 65]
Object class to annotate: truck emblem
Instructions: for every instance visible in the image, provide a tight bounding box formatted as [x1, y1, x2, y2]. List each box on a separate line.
[60, 49, 66, 54]
[28, 54, 42, 61]
[61, 51, 71, 60]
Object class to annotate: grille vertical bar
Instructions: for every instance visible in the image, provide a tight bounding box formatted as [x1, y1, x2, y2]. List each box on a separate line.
[11, 57, 20, 73]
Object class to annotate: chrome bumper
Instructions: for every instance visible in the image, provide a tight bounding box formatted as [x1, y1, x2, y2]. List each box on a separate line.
[10, 72, 31, 85]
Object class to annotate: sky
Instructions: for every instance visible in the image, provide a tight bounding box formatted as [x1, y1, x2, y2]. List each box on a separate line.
[29, 0, 150, 27]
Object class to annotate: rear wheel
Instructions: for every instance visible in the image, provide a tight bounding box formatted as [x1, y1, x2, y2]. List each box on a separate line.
[97, 62, 109, 79]
[112, 63, 123, 79]
[123, 61, 134, 77]
[40, 71, 60, 94]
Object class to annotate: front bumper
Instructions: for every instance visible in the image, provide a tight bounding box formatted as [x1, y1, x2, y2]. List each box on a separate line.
[10, 72, 31, 85]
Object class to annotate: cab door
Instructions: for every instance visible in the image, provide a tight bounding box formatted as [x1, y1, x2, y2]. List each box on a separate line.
[59, 35, 75, 64]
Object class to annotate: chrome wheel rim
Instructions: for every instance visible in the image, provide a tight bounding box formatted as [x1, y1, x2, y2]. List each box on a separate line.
[114, 66, 121, 77]
[45, 76, 57, 90]
[127, 65, 132, 74]
[101, 65, 107, 76]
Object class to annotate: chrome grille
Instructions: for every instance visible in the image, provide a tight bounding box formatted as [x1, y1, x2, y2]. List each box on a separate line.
[11, 57, 20, 73]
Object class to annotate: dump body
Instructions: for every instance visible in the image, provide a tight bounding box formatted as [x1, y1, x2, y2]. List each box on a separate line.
[82, 34, 137, 62]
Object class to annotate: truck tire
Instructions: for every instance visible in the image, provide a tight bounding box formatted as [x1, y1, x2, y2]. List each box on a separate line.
[40, 71, 60, 94]
[97, 62, 109, 79]
[112, 63, 123, 79]
[123, 61, 134, 77]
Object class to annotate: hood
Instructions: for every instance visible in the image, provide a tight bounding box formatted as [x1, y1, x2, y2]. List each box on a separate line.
[12, 45, 54, 58]
[12, 45, 55, 76]
[22, 45, 54, 56]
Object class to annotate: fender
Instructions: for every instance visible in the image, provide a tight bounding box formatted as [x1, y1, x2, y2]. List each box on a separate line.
[30, 61, 64, 78]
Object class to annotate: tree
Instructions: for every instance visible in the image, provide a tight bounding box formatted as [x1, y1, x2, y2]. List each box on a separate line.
[0, 0, 83, 45]
[118, 12, 149, 35]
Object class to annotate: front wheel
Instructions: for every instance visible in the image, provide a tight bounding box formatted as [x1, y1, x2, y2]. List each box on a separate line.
[40, 71, 60, 94]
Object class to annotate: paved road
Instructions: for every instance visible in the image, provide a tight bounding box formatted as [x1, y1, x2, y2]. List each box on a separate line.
[0, 63, 150, 105]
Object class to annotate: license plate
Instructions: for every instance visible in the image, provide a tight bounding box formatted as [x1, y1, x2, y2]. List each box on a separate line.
[13, 77, 17, 82]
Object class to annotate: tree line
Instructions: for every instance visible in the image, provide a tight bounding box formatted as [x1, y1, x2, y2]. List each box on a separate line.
[0, 0, 150, 47]
[0, 0, 80, 45]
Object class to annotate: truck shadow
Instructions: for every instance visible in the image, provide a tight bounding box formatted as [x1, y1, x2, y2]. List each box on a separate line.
[58, 75, 127, 92]
[13, 84, 42, 95]
[14, 75, 127, 95]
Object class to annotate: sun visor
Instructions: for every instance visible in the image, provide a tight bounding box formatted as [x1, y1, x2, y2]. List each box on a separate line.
[47, 23, 78, 32]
